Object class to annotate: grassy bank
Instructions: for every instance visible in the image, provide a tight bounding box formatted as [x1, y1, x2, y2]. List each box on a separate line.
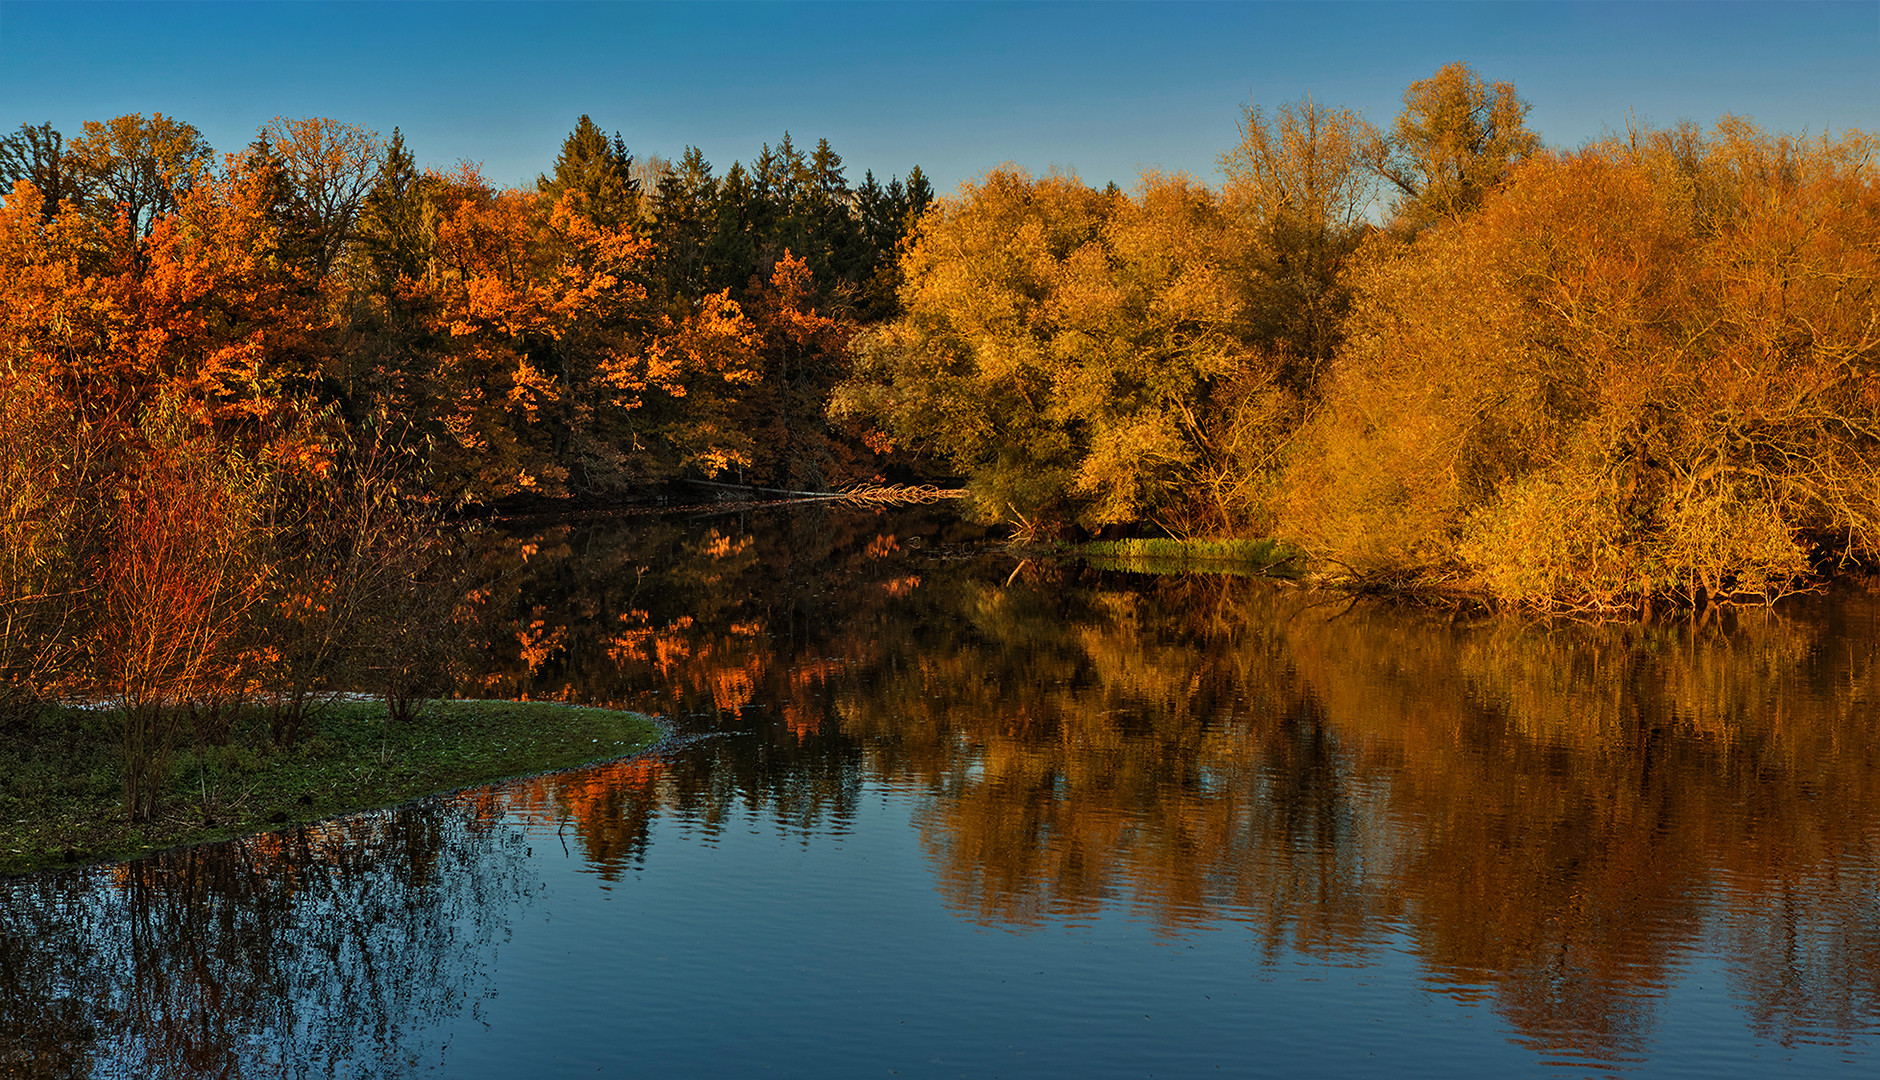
[1066, 537, 1302, 579]
[0, 699, 661, 875]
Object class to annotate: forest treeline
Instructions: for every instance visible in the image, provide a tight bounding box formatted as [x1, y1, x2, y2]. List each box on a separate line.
[0, 113, 934, 502]
[0, 109, 932, 819]
[839, 64, 1880, 610]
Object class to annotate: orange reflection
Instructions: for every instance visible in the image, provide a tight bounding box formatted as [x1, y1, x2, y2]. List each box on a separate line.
[462, 510, 1880, 1063]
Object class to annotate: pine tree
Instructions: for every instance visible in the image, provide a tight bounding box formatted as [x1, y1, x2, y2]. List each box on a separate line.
[803, 138, 865, 297]
[854, 170, 903, 321]
[706, 160, 759, 295]
[238, 132, 320, 274]
[651, 146, 718, 305]
[900, 165, 934, 229]
[357, 128, 430, 287]
[852, 166, 936, 321]
[751, 136, 806, 274]
[538, 115, 639, 228]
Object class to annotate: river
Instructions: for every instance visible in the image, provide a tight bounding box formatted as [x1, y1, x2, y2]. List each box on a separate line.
[3, 502, 1878, 1076]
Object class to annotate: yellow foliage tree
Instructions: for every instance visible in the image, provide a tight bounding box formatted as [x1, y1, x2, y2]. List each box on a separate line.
[1286, 119, 1880, 608]
[1372, 62, 1541, 233]
[838, 168, 1273, 535]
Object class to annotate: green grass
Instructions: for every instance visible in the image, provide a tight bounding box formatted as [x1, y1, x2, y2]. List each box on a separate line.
[0, 698, 660, 875]
[1069, 537, 1302, 578]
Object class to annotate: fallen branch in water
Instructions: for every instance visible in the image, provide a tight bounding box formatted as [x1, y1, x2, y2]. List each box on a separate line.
[685, 480, 966, 506]
[836, 483, 968, 505]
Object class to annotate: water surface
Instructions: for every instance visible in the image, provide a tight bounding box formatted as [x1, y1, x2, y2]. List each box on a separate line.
[5, 504, 1879, 1076]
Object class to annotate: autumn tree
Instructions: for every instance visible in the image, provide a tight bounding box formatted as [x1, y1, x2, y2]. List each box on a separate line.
[98, 395, 271, 822]
[415, 164, 767, 500]
[0, 122, 83, 222]
[1, 136, 405, 792]
[1219, 96, 1380, 393]
[259, 116, 386, 278]
[65, 113, 214, 249]
[836, 169, 1110, 529]
[253, 410, 466, 745]
[1371, 62, 1540, 232]
[837, 168, 1260, 534]
[735, 253, 858, 488]
[1284, 120, 1880, 607]
[0, 364, 108, 721]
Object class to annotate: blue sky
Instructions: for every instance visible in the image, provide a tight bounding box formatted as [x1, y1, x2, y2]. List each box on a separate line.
[2, 1, 1875, 194]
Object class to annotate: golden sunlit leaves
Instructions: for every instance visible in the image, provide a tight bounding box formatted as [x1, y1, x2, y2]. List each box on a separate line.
[1374, 61, 1541, 232]
[1288, 118, 1880, 607]
[839, 167, 1272, 535]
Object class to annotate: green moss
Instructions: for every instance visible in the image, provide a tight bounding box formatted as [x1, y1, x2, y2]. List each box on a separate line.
[1068, 537, 1302, 578]
[0, 698, 660, 875]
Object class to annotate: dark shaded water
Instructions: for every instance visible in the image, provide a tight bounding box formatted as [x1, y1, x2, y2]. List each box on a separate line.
[6, 504, 1880, 1077]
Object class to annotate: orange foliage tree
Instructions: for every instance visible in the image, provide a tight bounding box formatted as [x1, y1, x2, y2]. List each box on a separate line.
[735, 252, 871, 488]
[99, 397, 270, 822]
[405, 168, 761, 502]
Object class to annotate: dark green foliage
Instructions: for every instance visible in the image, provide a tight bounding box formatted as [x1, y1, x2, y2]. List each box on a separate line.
[538, 115, 640, 227]
[651, 146, 717, 304]
[357, 127, 431, 286]
[704, 159, 760, 295]
[241, 132, 323, 274]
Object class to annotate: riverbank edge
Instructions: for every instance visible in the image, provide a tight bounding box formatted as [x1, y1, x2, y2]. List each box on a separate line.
[1041, 537, 1880, 614]
[1051, 537, 1304, 579]
[0, 699, 664, 877]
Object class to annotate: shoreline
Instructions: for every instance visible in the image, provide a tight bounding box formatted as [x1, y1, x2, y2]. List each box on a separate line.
[1042, 538, 1878, 615]
[0, 698, 664, 877]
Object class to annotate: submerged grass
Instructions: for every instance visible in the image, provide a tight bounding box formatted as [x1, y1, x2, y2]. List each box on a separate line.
[1069, 537, 1302, 578]
[0, 698, 660, 875]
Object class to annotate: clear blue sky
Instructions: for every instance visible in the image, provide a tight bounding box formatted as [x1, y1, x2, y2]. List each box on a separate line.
[2, 1, 1875, 194]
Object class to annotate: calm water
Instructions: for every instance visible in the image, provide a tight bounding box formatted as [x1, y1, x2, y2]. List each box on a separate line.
[5, 503, 1880, 1077]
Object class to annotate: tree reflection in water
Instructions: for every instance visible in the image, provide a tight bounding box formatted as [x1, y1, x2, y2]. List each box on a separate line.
[472, 506, 1880, 1067]
[0, 793, 532, 1078]
[7, 507, 1871, 1074]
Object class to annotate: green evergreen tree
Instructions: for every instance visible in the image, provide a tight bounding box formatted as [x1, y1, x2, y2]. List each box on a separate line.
[853, 166, 936, 321]
[357, 128, 431, 287]
[751, 135, 806, 272]
[803, 137, 866, 298]
[854, 170, 903, 321]
[239, 132, 320, 275]
[706, 160, 760, 295]
[651, 146, 718, 305]
[900, 165, 934, 228]
[538, 115, 639, 228]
